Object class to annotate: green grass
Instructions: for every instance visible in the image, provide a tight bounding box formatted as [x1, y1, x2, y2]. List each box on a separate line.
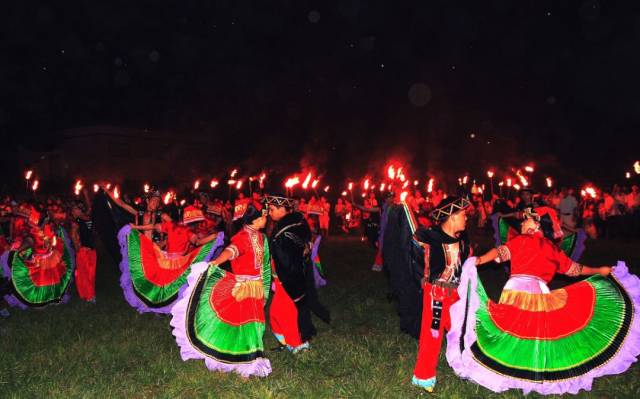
[1, 234, 640, 398]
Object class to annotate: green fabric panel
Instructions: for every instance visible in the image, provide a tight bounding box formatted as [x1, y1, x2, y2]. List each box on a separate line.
[498, 217, 511, 244]
[193, 266, 265, 355]
[474, 276, 626, 371]
[127, 229, 214, 304]
[261, 238, 272, 302]
[559, 232, 577, 257]
[11, 231, 74, 304]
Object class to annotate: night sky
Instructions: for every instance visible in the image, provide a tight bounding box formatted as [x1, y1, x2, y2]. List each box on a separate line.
[2, 1, 639, 185]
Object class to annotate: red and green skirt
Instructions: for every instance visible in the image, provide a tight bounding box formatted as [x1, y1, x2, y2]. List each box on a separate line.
[117, 225, 224, 314]
[170, 241, 272, 377]
[491, 214, 586, 260]
[1, 228, 75, 309]
[446, 259, 640, 395]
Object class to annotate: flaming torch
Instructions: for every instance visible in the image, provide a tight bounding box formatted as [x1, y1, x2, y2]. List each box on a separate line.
[323, 185, 330, 193]
[285, 176, 300, 197]
[546, 177, 553, 190]
[259, 173, 267, 189]
[24, 169, 33, 192]
[93, 184, 99, 193]
[163, 191, 174, 205]
[113, 186, 120, 199]
[427, 178, 434, 194]
[487, 170, 495, 196]
[74, 180, 83, 196]
[210, 179, 219, 189]
[31, 179, 39, 192]
[301, 172, 312, 190]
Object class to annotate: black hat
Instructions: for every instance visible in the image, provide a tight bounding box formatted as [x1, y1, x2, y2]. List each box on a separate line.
[430, 196, 471, 223]
[263, 193, 297, 210]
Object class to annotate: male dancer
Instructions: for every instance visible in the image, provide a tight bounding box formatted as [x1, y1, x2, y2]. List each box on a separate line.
[265, 194, 330, 352]
[412, 196, 471, 392]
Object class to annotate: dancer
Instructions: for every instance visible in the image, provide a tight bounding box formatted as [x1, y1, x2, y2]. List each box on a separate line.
[118, 204, 223, 313]
[265, 194, 330, 352]
[170, 204, 272, 377]
[2, 204, 75, 309]
[411, 196, 472, 392]
[447, 206, 640, 395]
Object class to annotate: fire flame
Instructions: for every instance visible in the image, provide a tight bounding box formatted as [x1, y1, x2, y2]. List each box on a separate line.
[285, 176, 300, 188]
[210, 179, 219, 188]
[380, 183, 386, 192]
[230, 169, 238, 178]
[427, 178, 434, 193]
[236, 180, 243, 190]
[25, 170, 33, 180]
[363, 179, 370, 191]
[31, 179, 39, 191]
[143, 183, 150, 193]
[487, 170, 494, 179]
[400, 191, 408, 202]
[163, 191, 173, 205]
[348, 182, 353, 191]
[311, 179, 319, 189]
[341, 190, 347, 196]
[113, 186, 120, 199]
[301, 172, 312, 189]
[546, 177, 553, 188]
[194, 180, 200, 190]
[524, 165, 535, 173]
[93, 184, 99, 193]
[74, 180, 83, 196]
[323, 185, 330, 192]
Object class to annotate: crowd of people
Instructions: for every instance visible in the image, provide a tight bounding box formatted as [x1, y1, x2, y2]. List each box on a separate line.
[1, 177, 640, 394]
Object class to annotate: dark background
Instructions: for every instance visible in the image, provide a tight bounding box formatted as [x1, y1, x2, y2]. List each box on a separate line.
[1, 0, 639, 190]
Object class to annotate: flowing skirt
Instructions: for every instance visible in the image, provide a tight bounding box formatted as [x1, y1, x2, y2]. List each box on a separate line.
[447, 258, 640, 395]
[170, 262, 272, 377]
[118, 225, 223, 313]
[1, 228, 75, 309]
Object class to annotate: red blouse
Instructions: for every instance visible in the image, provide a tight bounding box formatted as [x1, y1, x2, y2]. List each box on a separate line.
[498, 232, 580, 283]
[227, 226, 265, 276]
[161, 222, 195, 254]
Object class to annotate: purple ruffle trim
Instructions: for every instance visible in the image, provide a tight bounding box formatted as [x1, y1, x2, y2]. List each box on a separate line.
[118, 225, 224, 314]
[311, 236, 327, 288]
[570, 228, 587, 261]
[2, 247, 26, 309]
[2, 229, 75, 310]
[490, 213, 502, 247]
[170, 261, 272, 377]
[446, 259, 640, 395]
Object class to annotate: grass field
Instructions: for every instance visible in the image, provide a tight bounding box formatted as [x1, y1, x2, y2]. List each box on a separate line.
[1, 233, 640, 398]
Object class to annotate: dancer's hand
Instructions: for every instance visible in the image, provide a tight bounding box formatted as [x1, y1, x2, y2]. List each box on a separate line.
[598, 267, 612, 277]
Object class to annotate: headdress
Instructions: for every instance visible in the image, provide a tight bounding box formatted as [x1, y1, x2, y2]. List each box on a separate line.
[263, 194, 297, 210]
[430, 196, 471, 223]
[182, 205, 205, 224]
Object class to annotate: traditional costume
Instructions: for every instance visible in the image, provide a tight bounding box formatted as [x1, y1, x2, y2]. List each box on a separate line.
[118, 205, 224, 313]
[170, 205, 272, 377]
[411, 196, 472, 391]
[382, 198, 426, 338]
[265, 194, 330, 352]
[71, 203, 97, 302]
[447, 207, 640, 395]
[2, 205, 75, 309]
